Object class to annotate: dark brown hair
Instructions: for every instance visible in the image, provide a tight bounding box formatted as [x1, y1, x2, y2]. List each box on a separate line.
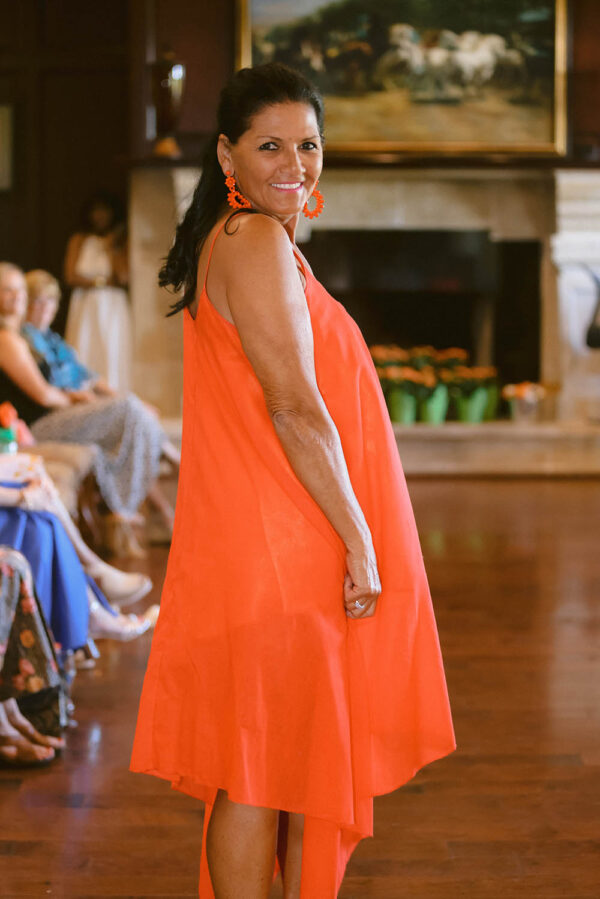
[159, 62, 324, 316]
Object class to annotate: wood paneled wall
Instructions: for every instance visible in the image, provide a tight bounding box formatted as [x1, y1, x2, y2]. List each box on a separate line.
[128, 0, 235, 161]
[570, 0, 600, 153]
[0, 0, 129, 283]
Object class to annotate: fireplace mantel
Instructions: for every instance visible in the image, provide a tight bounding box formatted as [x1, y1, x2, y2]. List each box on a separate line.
[171, 166, 555, 241]
[129, 165, 600, 422]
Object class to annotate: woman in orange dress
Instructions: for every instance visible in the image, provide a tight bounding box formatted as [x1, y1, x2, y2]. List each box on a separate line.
[130, 62, 455, 898]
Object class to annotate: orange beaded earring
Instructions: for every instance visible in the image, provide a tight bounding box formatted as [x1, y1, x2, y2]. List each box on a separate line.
[303, 180, 324, 219]
[225, 171, 251, 210]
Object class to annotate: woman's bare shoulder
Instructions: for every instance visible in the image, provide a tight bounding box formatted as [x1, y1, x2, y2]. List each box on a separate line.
[0, 327, 26, 360]
[226, 212, 288, 250]
[222, 213, 295, 275]
[0, 328, 27, 348]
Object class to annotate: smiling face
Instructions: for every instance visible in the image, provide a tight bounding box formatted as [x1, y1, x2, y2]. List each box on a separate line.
[217, 101, 323, 224]
[0, 266, 28, 322]
[27, 293, 59, 331]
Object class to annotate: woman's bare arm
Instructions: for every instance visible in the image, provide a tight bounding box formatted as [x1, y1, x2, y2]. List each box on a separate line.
[220, 215, 380, 615]
[0, 331, 70, 408]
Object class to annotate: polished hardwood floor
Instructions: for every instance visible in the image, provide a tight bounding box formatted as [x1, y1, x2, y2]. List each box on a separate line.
[1, 478, 599, 898]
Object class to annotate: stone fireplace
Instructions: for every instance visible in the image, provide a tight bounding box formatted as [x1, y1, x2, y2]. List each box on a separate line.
[129, 165, 600, 425]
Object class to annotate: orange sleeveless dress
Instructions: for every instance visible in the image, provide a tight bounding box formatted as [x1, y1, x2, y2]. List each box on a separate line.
[130, 219, 456, 896]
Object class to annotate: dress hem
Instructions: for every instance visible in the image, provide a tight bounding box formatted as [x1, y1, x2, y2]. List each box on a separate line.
[128, 739, 456, 838]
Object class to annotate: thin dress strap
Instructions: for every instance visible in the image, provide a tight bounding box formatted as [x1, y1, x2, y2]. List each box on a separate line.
[201, 218, 230, 293]
[291, 246, 309, 286]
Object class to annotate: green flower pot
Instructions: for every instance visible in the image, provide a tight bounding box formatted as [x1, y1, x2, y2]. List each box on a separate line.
[419, 383, 449, 425]
[483, 383, 500, 421]
[387, 387, 418, 424]
[455, 385, 488, 423]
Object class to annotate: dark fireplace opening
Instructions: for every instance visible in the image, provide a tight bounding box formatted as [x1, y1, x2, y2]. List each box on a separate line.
[301, 230, 541, 384]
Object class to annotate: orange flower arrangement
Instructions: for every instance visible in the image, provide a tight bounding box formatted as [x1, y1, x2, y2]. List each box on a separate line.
[501, 382, 547, 401]
[440, 365, 491, 396]
[372, 347, 499, 411]
[369, 344, 410, 365]
[435, 347, 469, 364]
[385, 365, 422, 383]
[385, 364, 438, 399]
[474, 366, 499, 380]
[408, 346, 437, 370]
[439, 365, 470, 382]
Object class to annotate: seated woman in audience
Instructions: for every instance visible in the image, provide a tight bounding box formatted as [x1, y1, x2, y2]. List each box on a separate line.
[0, 546, 66, 766]
[23, 269, 116, 397]
[0, 449, 152, 608]
[0, 262, 178, 556]
[0, 490, 158, 647]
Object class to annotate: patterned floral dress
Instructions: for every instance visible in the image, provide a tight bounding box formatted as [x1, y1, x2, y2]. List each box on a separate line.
[0, 546, 68, 734]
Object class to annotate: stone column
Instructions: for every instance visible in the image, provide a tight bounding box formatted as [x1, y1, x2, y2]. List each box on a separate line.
[129, 166, 194, 417]
[551, 172, 600, 422]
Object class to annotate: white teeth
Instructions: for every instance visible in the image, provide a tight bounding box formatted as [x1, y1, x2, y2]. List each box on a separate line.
[271, 182, 302, 188]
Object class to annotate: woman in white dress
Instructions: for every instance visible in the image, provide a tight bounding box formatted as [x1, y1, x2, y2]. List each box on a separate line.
[64, 192, 132, 392]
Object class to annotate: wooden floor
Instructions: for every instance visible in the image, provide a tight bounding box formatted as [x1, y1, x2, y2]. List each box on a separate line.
[1, 478, 599, 898]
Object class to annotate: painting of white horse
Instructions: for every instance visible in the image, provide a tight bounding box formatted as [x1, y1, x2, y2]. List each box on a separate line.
[238, 0, 567, 155]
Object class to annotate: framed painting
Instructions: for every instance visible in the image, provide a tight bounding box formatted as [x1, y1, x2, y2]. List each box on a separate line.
[236, 0, 568, 156]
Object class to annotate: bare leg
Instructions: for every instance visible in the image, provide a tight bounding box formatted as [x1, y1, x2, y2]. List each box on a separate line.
[161, 439, 181, 466]
[276, 810, 304, 899]
[206, 788, 279, 899]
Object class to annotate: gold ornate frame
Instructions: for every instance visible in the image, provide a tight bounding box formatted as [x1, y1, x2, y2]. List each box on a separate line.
[235, 0, 568, 157]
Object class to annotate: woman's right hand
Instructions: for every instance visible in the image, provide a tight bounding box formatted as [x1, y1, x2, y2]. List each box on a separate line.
[19, 478, 54, 511]
[343, 539, 381, 619]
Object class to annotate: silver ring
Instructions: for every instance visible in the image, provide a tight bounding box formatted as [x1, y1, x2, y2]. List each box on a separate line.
[354, 599, 365, 608]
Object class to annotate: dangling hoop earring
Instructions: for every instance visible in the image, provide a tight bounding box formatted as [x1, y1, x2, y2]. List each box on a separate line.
[303, 180, 324, 219]
[225, 171, 251, 210]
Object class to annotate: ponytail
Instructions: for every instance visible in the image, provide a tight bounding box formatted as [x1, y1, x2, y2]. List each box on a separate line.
[160, 135, 226, 316]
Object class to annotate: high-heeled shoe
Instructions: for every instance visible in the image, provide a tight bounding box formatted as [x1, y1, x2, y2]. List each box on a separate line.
[88, 597, 159, 642]
[89, 568, 152, 609]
